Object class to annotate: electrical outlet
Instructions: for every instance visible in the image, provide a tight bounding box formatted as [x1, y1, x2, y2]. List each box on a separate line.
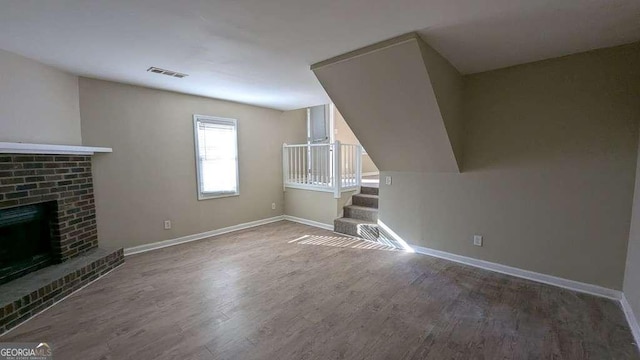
[164, 220, 172, 230]
[271, 202, 276, 210]
[473, 235, 483, 247]
[385, 176, 392, 185]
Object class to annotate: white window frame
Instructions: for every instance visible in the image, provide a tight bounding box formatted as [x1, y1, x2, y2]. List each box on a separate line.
[193, 114, 240, 200]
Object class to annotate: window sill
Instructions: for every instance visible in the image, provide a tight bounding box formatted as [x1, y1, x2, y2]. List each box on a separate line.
[198, 192, 240, 200]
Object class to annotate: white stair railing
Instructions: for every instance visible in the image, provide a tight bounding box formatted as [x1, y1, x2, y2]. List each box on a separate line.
[283, 141, 362, 198]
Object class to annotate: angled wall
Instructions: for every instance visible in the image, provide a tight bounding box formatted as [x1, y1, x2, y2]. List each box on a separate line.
[380, 43, 640, 290]
[312, 33, 463, 173]
[417, 40, 464, 169]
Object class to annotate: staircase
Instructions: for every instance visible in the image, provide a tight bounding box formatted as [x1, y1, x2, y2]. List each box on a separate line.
[334, 184, 403, 249]
[334, 186, 382, 240]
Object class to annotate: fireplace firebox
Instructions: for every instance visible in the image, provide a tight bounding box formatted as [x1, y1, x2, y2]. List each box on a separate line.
[0, 202, 55, 285]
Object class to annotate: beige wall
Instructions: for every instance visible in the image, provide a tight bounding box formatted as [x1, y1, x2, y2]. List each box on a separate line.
[0, 49, 81, 145]
[333, 107, 378, 174]
[284, 188, 356, 225]
[284, 189, 338, 226]
[361, 156, 378, 174]
[418, 39, 464, 170]
[313, 34, 461, 172]
[79, 78, 285, 250]
[624, 131, 640, 324]
[281, 108, 307, 144]
[379, 43, 640, 290]
[336, 190, 357, 217]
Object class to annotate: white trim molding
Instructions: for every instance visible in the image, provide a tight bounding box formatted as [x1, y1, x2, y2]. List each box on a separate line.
[283, 215, 333, 231]
[411, 245, 622, 300]
[621, 295, 640, 351]
[284, 182, 335, 193]
[193, 115, 240, 200]
[124, 216, 285, 256]
[125, 215, 335, 256]
[0, 142, 112, 155]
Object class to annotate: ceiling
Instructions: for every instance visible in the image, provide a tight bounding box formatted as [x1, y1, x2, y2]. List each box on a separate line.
[0, 0, 638, 111]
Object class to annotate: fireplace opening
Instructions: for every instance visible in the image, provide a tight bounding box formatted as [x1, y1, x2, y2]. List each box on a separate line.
[0, 201, 56, 285]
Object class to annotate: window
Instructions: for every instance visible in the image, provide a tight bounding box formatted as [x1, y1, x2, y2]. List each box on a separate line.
[193, 115, 239, 199]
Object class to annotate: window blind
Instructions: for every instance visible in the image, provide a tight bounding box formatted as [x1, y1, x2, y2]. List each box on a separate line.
[194, 116, 238, 198]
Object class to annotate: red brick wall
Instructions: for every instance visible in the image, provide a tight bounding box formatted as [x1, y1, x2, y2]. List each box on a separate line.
[0, 154, 98, 262]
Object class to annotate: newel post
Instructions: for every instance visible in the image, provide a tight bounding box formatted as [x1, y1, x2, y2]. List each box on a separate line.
[333, 140, 341, 198]
[282, 143, 288, 192]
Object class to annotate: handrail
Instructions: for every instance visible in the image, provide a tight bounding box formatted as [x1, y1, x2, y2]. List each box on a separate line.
[282, 143, 339, 147]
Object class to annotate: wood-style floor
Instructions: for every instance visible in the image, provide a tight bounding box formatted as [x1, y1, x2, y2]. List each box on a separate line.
[1, 221, 638, 359]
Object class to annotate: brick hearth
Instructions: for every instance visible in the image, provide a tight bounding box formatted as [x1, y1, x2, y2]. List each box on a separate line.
[0, 153, 123, 334]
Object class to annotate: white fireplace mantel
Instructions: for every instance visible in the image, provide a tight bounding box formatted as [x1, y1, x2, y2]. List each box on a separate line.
[0, 142, 112, 155]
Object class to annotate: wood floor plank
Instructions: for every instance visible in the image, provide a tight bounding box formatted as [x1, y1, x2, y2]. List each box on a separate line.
[0, 220, 637, 359]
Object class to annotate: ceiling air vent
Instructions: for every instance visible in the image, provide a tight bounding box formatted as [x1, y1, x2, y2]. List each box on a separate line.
[146, 67, 188, 79]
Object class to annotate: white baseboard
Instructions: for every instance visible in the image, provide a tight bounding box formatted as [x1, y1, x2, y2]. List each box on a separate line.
[124, 216, 285, 256]
[362, 172, 379, 177]
[283, 215, 333, 231]
[411, 245, 622, 300]
[621, 295, 640, 351]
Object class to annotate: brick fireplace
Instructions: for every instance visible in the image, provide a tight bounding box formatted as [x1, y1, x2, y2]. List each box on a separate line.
[0, 151, 123, 334]
[0, 155, 98, 262]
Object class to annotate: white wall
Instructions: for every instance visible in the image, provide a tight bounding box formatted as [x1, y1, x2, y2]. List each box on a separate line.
[0, 49, 81, 145]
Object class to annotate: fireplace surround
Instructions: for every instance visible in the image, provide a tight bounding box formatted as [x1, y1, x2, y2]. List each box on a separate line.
[0, 155, 99, 259]
[0, 150, 123, 334]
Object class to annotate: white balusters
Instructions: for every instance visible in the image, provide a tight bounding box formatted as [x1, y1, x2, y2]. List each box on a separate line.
[282, 142, 362, 196]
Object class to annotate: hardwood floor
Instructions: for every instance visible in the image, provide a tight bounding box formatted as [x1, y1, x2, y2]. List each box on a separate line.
[1, 221, 637, 359]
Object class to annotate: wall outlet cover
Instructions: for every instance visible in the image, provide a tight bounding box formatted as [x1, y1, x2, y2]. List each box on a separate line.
[164, 220, 172, 230]
[271, 202, 276, 210]
[473, 235, 483, 246]
[385, 176, 392, 185]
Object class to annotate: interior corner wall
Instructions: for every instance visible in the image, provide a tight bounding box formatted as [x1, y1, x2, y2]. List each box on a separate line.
[79, 78, 285, 250]
[379, 42, 640, 290]
[624, 130, 640, 323]
[0, 49, 82, 145]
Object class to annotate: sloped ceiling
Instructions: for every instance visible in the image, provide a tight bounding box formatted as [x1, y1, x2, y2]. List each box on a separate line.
[312, 34, 463, 172]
